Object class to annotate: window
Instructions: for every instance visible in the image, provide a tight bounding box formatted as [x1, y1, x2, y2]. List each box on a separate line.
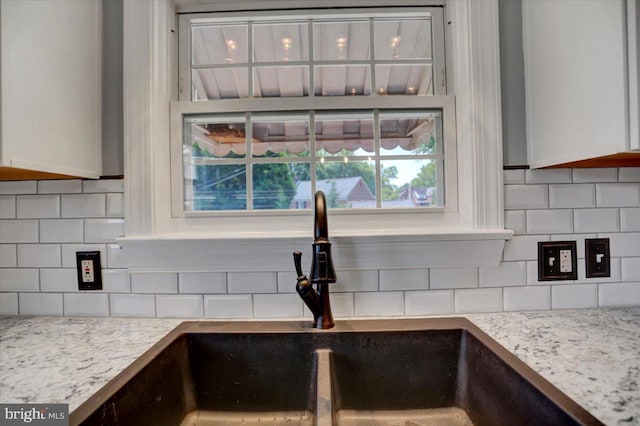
[175, 9, 453, 214]
[123, 0, 510, 270]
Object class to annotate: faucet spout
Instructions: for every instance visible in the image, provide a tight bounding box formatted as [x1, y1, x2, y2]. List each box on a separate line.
[293, 190, 336, 329]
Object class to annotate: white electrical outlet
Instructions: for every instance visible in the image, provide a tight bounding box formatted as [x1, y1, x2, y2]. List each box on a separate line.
[559, 249, 572, 273]
[81, 259, 94, 282]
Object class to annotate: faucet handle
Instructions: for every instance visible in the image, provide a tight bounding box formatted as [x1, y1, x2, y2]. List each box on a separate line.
[293, 251, 305, 278]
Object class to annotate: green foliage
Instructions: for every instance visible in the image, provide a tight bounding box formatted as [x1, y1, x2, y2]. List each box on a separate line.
[381, 165, 399, 201]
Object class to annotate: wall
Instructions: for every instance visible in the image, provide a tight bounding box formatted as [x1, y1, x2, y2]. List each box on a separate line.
[1, 169, 638, 318]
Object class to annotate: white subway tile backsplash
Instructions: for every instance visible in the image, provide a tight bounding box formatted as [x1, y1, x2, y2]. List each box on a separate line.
[0, 196, 16, 218]
[454, 288, 502, 313]
[16, 195, 60, 218]
[277, 271, 298, 293]
[505, 210, 526, 235]
[596, 183, 640, 207]
[574, 209, 620, 233]
[253, 294, 303, 318]
[525, 169, 572, 184]
[0, 181, 37, 195]
[106, 244, 126, 268]
[204, 295, 253, 318]
[331, 270, 378, 292]
[84, 219, 124, 243]
[106, 193, 124, 217]
[83, 179, 124, 193]
[503, 169, 525, 184]
[61, 194, 105, 218]
[17, 244, 60, 268]
[110, 294, 156, 317]
[0, 269, 39, 292]
[504, 185, 548, 210]
[598, 282, 640, 307]
[355, 292, 404, 317]
[379, 269, 428, 291]
[179, 272, 226, 294]
[526, 209, 573, 234]
[64, 293, 109, 317]
[503, 286, 550, 311]
[621, 208, 640, 231]
[19, 293, 63, 316]
[429, 267, 478, 289]
[600, 233, 640, 257]
[618, 168, 640, 182]
[38, 180, 82, 194]
[228, 272, 277, 294]
[156, 295, 203, 318]
[405, 290, 454, 315]
[40, 219, 84, 243]
[0, 220, 39, 243]
[479, 262, 526, 287]
[0, 293, 18, 315]
[0, 244, 17, 267]
[61, 244, 106, 267]
[131, 273, 178, 293]
[549, 184, 595, 209]
[572, 168, 618, 183]
[503, 235, 549, 262]
[621, 258, 640, 282]
[552, 284, 597, 309]
[102, 270, 130, 293]
[330, 293, 355, 317]
[40, 269, 77, 292]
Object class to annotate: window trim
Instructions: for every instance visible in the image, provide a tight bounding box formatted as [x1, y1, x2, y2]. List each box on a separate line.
[121, 0, 511, 270]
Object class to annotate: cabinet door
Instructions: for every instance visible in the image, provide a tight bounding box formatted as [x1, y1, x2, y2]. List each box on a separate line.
[523, 0, 628, 168]
[1, 0, 102, 178]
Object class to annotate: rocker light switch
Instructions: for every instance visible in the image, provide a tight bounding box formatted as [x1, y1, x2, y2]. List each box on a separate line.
[538, 241, 577, 281]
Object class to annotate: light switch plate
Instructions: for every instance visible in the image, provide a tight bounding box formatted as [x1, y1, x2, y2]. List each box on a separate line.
[538, 241, 578, 281]
[585, 238, 610, 278]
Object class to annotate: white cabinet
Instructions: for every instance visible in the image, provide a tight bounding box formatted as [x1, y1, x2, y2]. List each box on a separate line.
[523, 0, 640, 168]
[1, 0, 102, 180]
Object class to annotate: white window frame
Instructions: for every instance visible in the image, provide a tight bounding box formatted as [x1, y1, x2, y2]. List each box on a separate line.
[121, 0, 512, 272]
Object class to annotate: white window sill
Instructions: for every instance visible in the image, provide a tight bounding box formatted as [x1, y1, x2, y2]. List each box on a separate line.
[118, 228, 513, 272]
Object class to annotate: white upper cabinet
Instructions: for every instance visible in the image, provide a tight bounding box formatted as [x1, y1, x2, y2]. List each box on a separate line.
[1, 0, 102, 180]
[523, 0, 640, 168]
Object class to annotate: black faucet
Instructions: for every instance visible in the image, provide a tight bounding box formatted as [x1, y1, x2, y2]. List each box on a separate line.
[293, 191, 336, 329]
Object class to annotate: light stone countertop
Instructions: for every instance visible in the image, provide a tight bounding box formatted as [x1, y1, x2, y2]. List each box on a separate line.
[0, 308, 639, 425]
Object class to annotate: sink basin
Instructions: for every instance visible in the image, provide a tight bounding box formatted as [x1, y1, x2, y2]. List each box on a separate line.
[70, 318, 603, 426]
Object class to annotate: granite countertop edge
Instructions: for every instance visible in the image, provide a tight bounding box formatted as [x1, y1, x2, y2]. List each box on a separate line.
[1, 308, 639, 425]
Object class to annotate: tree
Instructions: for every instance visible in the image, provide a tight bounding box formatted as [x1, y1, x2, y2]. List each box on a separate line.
[191, 143, 296, 210]
[381, 165, 399, 201]
[411, 161, 438, 205]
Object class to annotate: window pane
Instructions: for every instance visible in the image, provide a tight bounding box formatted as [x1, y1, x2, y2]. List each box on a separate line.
[192, 68, 249, 100]
[315, 160, 376, 209]
[253, 163, 308, 209]
[188, 163, 247, 211]
[254, 66, 310, 97]
[253, 22, 309, 63]
[252, 117, 310, 158]
[186, 116, 247, 158]
[380, 112, 441, 155]
[192, 24, 248, 65]
[380, 159, 441, 207]
[313, 21, 370, 61]
[374, 19, 432, 60]
[314, 65, 371, 96]
[375, 64, 433, 95]
[315, 115, 374, 156]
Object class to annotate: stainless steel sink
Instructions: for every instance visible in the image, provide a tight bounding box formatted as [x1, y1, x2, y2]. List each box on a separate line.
[70, 318, 603, 426]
